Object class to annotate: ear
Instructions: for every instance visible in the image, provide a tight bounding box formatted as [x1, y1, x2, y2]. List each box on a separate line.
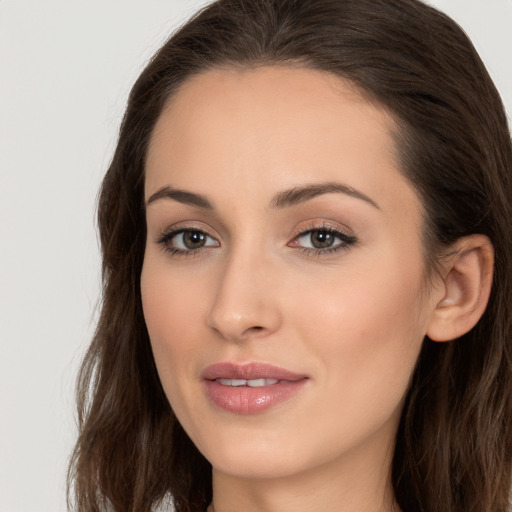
[426, 234, 494, 342]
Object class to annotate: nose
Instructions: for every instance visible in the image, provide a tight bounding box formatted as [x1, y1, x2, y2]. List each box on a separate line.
[207, 248, 282, 342]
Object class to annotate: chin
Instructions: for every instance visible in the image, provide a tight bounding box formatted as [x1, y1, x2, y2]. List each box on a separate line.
[194, 422, 352, 483]
[209, 448, 308, 480]
[190, 423, 310, 479]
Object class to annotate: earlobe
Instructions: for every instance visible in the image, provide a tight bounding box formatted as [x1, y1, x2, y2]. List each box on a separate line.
[426, 235, 494, 343]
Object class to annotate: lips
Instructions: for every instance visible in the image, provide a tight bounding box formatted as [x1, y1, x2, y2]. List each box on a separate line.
[201, 362, 308, 414]
[201, 361, 306, 381]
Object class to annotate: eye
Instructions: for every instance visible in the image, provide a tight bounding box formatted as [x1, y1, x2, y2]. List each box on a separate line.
[297, 230, 340, 249]
[157, 229, 219, 254]
[290, 226, 357, 254]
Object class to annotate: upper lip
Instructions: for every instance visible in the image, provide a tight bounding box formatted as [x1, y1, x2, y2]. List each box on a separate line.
[201, 362, 308, 381]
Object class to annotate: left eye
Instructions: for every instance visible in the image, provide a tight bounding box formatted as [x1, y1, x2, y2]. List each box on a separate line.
[167, 230, 219, 250]
[295, 229, 352, 250]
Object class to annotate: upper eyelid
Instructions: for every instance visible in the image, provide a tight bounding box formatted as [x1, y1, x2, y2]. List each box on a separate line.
[156, 224, 349, 239]
[295, 228, 349, 239]
[296, 224, 345, 234]
[157, 227, 219, 243]
[157, 222, 219, 238]
[154, 220, 356, 245]
[292, 227, 356, 243]
[293, 221, 354, 237]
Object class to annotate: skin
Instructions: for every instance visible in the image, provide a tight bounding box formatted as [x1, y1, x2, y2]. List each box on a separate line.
[141, 66, 465, 512]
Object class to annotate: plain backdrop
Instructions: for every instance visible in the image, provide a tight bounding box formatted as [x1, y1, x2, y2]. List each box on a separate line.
[1, 1, 511, 511]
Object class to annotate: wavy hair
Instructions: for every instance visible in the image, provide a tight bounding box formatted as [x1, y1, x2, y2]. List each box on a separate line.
[68, 1, 512, 511]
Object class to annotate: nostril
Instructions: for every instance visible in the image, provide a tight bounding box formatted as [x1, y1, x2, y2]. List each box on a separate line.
[243, 326, 266, 336]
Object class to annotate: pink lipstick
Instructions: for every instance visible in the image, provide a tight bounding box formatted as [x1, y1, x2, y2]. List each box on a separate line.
[201, 362, 308, 414]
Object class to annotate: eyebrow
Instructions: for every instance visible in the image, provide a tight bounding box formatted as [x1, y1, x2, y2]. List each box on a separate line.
[145, 181, 379, 211]
[270, 182, 380, 210]
[146, 186, 213, 209]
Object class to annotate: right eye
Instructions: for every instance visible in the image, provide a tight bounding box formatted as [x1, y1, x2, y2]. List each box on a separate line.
[158, 229, 219, 254]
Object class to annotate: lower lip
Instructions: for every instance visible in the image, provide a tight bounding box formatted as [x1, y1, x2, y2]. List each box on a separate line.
[204, 379, 307, 414]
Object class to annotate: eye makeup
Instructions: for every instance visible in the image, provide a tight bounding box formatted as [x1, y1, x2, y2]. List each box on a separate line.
[156, 225, 219, 257]
[288, 221, 357, 258]
[155, 219, 357, 260]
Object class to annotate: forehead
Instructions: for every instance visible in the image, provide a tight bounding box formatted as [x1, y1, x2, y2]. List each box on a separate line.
[148, 66, 396, 166]
[145, 65, 419, 220]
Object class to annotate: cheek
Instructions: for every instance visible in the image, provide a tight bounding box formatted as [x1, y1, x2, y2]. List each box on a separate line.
[289, 248, 427, 412]
[140, 257, 210, 394]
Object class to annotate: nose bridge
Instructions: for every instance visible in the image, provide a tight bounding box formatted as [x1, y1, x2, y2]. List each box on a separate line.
[207, 239, 281, 341]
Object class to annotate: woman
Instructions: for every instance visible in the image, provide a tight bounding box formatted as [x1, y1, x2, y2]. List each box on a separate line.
[68, 0, 512, 511]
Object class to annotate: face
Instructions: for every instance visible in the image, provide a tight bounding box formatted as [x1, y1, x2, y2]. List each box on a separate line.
[141, 66, 437, 482]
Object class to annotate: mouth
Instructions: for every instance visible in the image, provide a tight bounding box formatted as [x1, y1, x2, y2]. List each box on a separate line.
[215, 378, 280, 387]
[201, 361, 307, 381]
[201, 362, 309, 414]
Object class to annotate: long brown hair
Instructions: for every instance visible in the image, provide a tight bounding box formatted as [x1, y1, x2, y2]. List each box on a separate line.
[68, 1, 512, 511]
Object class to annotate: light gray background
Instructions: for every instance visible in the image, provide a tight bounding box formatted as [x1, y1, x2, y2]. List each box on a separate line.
[1, 1, 511, 511]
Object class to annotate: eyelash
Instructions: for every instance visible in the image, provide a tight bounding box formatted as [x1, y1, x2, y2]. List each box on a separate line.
[291, 223, 357, 257]
[156, 226, 218, 258]
[156, 223, 357, 258]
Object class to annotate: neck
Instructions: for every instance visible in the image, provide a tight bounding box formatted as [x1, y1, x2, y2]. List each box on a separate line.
[209, 434, 399, 512]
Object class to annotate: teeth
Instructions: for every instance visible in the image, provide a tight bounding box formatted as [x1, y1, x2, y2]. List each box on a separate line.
[216, 378, 279, 387]
[225, 378, 247, 387]
[247, 378, 278, 387]
[217, 378, 246, 386]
